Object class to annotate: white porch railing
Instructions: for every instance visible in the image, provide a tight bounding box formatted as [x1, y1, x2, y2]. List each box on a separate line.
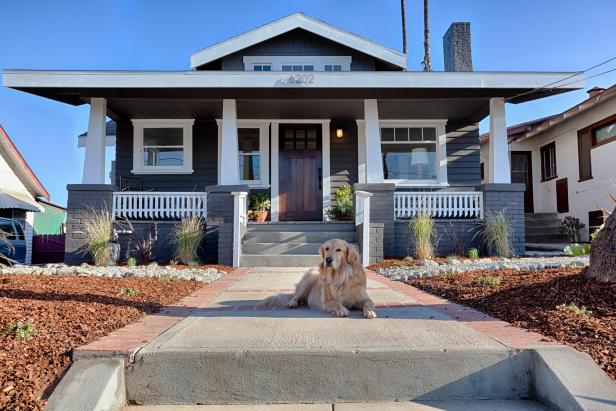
[394, 192, 484, 219]
[355, 191, 373, 267]
[232, 191, 248, 267]
[112, 192, 207, 220]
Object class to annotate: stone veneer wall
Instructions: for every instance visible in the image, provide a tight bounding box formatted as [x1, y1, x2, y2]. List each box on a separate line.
[393, 219, 482, 257]
[479, 183, 525, 256]
[353, 183, 395, 258]
[357, 222, 384, 265]
[65, 184, 114, 265]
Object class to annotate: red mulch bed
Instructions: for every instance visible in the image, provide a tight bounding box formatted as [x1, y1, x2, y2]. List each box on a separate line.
[0, 275, 203, 410]
[409, 268, 616, 381]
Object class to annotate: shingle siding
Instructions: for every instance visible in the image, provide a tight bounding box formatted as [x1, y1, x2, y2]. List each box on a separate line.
[216, 29, 378, 71]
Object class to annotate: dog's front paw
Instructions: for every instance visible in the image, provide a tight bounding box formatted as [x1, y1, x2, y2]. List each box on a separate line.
[287, 299, 299, 309]
[332, 306, 350, 318]
[363, 309, 377, 319]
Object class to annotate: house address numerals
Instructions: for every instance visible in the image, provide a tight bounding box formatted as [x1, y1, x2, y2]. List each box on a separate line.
[287, 74, 314, 85]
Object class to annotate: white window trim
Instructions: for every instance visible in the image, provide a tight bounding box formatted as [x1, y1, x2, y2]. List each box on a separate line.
[131, 119, 194, 175]
[357, 119, 448, 187]
[243, 56, 351, 72]
[216, 120, 270, 188]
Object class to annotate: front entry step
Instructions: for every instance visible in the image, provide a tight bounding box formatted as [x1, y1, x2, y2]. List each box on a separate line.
[241, 222, 358, 267]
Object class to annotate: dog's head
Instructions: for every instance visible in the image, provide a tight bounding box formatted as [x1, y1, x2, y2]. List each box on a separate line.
[319, 239, 360, 272]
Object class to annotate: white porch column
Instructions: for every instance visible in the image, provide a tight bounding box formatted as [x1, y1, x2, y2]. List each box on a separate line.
[220, 99, 240, 185]
[270, 121, 280, 222]
[82, 98, 107, 184]
[488, 98, 511, 183]
[363, 99, 384, 183]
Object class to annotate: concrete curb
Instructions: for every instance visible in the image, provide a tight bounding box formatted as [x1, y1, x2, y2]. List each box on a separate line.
[532, 345, 616, 411]
[46, 358, 126, 411]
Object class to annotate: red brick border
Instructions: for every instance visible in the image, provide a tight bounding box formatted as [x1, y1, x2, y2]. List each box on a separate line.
[367, 270, 553, 349]
[73, 268, 249, 361]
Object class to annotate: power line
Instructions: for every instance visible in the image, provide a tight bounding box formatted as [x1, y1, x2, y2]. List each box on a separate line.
[552, 67, 616, 90]
[505, 56, 616, 102]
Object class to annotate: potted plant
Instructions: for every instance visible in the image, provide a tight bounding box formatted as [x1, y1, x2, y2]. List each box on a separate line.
[327, 185, 353, 221]
[249, 192, 271, 222]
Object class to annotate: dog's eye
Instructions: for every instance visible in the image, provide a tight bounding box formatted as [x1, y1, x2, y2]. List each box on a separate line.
[325, 247, 329, 251]
[336, 248, 342, 252]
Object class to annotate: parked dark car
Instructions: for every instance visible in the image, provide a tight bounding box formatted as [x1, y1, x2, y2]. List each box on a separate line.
[0, 217, 26, 264]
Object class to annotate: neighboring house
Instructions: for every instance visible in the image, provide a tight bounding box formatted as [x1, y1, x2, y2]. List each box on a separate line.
[33, 199, 66, 235]
[3, 13, 583, 266]
[0, 124, 50, 263]
[481, 85, 616, 242]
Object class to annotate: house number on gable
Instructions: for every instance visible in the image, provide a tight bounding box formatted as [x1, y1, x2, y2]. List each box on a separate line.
[288, 74, 314, 85]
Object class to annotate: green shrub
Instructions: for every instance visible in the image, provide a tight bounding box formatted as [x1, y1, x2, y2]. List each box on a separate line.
[563, 243, 590, 256]
[127, 257, 137, 267]
[249, 192, 271, 212]
[560, 216, 585, 243]
[327, 185, 353, 221]
[119, 287, 138, 297]
[4, 321, 38, 340]
[174, 217, 204, 265]
[475, 276, 502, 286]
[468, 248, 479, 259]
[81, 207, 114, 266]
[478, 211, 513, 258]
[556, 303, 592, 316]
[411, 213, 435, 259]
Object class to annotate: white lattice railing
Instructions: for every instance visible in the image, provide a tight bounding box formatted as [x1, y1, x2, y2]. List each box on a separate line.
[112, 192, 207, 220]
[394, 192, 483, 219]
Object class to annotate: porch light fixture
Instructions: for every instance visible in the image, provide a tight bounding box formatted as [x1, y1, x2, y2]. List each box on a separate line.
[336, 128, 344, 138]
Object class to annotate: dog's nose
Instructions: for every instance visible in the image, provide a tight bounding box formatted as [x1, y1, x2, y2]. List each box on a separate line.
[325, 257, 333, 265]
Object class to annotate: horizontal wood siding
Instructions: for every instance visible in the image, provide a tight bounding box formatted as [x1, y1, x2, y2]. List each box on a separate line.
[446, 123, 481, 187]
[218, 29, 378, 71]
[114, 120, 218, 192]
[330, 120, 358, 203]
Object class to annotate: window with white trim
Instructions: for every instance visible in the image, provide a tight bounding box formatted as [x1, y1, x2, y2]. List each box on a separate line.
[381, 127, 438, 181]
[243, 56, 351, 72]
[132, 119, 194, 174]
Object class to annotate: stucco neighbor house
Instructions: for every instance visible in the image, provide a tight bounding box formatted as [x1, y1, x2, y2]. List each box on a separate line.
[481, 84, 616, 243]
[0, 124, 48, 263]
[2, 13, 584, 266]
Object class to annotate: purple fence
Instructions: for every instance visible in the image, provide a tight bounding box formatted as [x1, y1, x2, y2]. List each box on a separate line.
[32, 234, 65, 264]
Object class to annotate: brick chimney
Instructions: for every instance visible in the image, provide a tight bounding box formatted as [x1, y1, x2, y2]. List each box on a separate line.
[587, 86, 606, 98]
[443, 22, 472, 72]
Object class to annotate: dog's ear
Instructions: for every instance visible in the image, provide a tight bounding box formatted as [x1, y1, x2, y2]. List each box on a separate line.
[346, 242, 361, 267]
[318, 244, 326, 272]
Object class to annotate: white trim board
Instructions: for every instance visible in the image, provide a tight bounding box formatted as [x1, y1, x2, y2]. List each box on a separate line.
[190, 13, 406, 70]
[243, 56, 352, 72]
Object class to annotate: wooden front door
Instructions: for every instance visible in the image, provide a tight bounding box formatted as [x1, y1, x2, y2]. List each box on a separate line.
[511, 151, 534, 213]
[279, 124, 323, 221]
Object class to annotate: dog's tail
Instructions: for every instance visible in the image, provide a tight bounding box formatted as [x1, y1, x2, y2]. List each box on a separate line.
[257, 294, 291, 309]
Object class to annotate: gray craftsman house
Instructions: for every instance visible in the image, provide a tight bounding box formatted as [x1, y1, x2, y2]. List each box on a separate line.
[3, 13, 583, 266]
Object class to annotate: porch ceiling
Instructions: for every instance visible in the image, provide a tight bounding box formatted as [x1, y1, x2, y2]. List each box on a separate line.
[102, 98, 489, 124]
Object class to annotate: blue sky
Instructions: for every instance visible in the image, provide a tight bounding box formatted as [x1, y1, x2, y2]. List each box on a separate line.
[1, 0, 615, 206]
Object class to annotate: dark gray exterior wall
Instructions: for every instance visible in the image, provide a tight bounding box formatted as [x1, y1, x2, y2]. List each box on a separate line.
[446, 123, 481, 188]
[114, 120, 218, 192]
[480, 183, 525, 256]
[208, 29, 387, 72]
[394, 219, 482, 258]
[116, 221, 186, 263]
[330, 120, 358, 203]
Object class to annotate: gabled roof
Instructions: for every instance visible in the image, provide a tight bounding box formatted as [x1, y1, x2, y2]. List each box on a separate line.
[190, 12, 407, 70]
[515, 83, 616, 142]
[0, 124, 49, 201]
[78, 120, 116, 148]
[479, 115, 557, 144]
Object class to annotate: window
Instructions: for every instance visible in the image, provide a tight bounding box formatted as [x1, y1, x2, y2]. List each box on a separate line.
[577, 130, 593, 181]
[589, 210, 604, 235]
[540, 142, 557, 181]
[480, 162, 485, 181]
[253, 64, 272, 71]
[594, 119, 616, 145]
[238, 128, 261, 183]
[243, 56, 351, 72]
[324, 64, 342, 72]
[381, 126, 438, 181]
[0, 221, 15, 240]
[132, 119, 194, 174]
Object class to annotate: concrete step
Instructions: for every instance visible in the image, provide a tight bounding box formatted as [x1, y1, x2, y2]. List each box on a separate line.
[123, 400, 549, 410]
[525, 234, 570, 244]
[242, 242, 360, 255]
[526, 226, 564, 235]
[125, 312, 532, 405]
[240, 254, 323, 267]
[247, 222, 355, 232]
[244, 231, 356, 244]
[525, 212, 560, 220]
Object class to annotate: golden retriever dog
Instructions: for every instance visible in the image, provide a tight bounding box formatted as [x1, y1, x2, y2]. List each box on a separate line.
[259, 239, 377, 319]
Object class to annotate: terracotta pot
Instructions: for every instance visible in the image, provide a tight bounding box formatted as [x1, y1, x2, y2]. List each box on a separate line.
[254, 211, 269, 222]
[339, 215, 353, 221]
